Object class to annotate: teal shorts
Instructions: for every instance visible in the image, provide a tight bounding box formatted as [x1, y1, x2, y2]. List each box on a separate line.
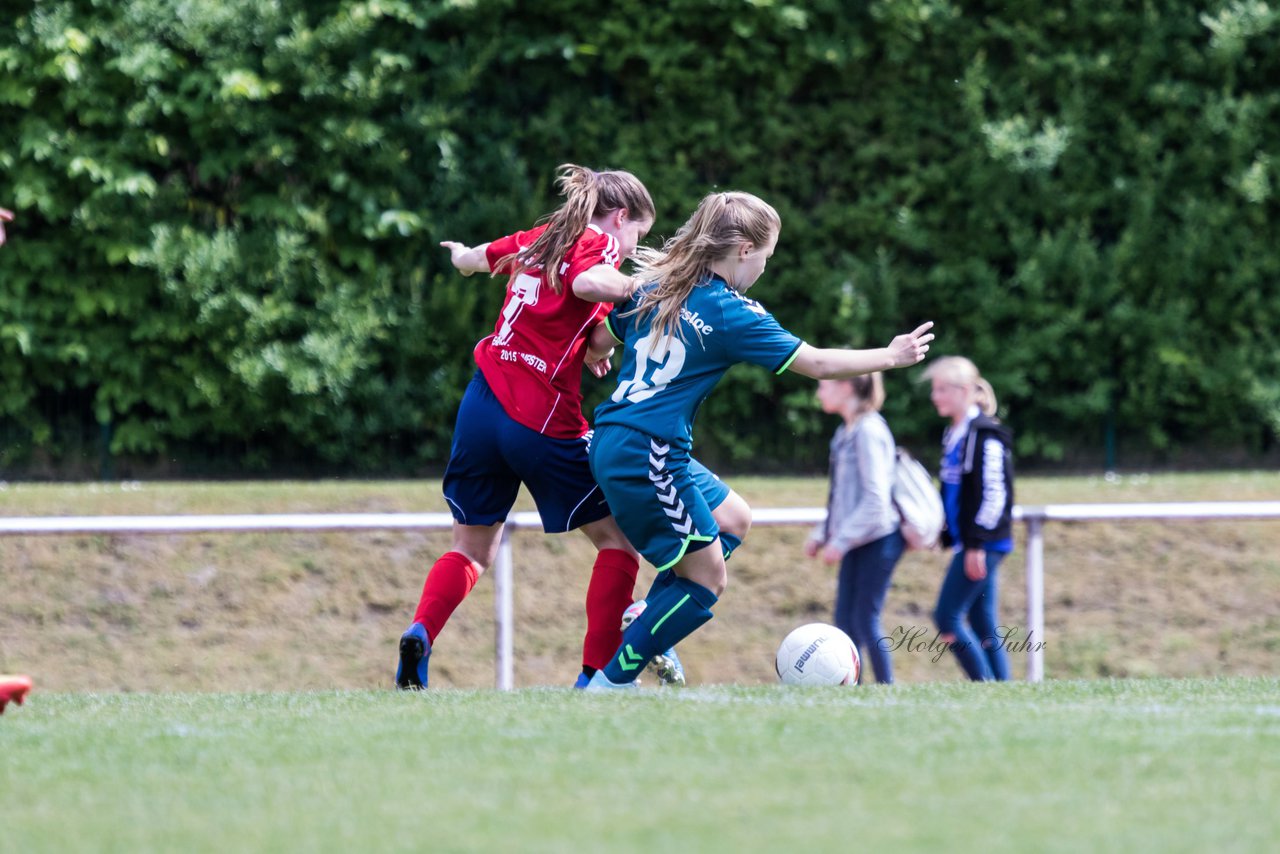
[588, 424, 730, 571]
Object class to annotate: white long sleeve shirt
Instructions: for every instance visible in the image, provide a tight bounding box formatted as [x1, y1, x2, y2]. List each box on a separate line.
[810, 412, 899, 555]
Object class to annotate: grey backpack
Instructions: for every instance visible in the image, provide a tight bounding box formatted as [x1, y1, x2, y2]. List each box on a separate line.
[892, 447, 945, 550]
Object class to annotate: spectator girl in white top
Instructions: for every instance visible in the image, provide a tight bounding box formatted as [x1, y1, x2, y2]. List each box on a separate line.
[923, 356, 1015, 681]
[806, 372, 905, 683]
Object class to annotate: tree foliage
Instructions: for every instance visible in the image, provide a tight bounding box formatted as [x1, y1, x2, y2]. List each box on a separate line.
[2, 0, 1277, 474]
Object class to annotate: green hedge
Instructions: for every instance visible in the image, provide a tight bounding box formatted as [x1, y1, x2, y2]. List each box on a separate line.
[2, 0, 1278, 475]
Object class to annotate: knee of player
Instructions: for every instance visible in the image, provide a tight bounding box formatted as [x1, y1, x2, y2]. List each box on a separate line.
[444, 547, 491, 571]
[714, 494, 753, 541]
[450, 524, 502, 570]
[725, 511, 752, 542]
[581, 519, 639, 557]
[709, 571, 727, 598]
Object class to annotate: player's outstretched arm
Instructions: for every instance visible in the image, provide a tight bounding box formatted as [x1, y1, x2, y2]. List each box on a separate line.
[788, 322, 934, 379]
[439, 240, 491, 277]
[0, 207, 13, 247]
[572, 264, 638, 303]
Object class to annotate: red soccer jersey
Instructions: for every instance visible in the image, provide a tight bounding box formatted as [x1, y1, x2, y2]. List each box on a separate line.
[474, 224, 620, 438]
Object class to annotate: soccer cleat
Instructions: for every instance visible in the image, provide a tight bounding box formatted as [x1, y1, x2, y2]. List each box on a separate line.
[620, 599, 647, 630]
[395, 623, 432, 690]
[0, 675, 33, 714]
[579, 671, 643, 688]
[583, 671, 638, 691]
[650, 649, 686, 687]
[621, 600, 686, 687]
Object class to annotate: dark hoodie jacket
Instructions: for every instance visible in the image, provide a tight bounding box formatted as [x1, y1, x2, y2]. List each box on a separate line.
[941, 413, 1014, 550]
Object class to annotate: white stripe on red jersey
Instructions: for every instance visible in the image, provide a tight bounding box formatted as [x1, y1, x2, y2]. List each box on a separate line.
[476, 224, 620, 438]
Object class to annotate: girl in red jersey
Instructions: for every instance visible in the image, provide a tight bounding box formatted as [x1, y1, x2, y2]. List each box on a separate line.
[399, 165, 739, 688]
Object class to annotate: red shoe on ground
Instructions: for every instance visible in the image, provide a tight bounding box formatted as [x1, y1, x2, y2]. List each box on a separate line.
[0, 675, 33, 714]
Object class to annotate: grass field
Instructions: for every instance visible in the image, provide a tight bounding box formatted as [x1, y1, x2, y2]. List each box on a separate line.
[2, 476, 1277, 851]
[1, 472, 1279, 691]
[2, 678, 1277, 852]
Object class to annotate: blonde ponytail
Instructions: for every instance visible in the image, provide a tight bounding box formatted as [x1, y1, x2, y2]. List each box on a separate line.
[631, 191, 780, 347]
[921, 356, 998, 416]
[974, 377, 997, 416]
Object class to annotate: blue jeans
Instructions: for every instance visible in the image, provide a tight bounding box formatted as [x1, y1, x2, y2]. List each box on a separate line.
[835, 530, 905, 684]
[933, 549, 1010, 681]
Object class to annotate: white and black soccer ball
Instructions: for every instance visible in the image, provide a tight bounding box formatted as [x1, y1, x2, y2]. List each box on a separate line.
[775, 623, 860, 686]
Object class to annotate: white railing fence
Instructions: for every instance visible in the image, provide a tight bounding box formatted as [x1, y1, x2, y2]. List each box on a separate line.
[4, 501, 1279, 688]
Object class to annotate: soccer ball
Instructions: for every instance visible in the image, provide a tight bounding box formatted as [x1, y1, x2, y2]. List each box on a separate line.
[775, 623, 860, 686]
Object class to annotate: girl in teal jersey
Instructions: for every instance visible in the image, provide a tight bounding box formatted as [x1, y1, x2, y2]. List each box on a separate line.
[584, 192, 934, 688]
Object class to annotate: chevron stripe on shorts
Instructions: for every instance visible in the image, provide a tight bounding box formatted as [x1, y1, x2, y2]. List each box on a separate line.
[648, 439, 697, 536]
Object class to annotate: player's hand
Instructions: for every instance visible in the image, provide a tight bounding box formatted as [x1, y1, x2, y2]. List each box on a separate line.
[964, 548, 987, 581]
[822, 545, 844, 565]
[887, 321, 934, 367]
[585, 350, 614, 378]
[804, 540, 821, 559]
[0, 207, 13, 247]
[439, 240, 475, 276]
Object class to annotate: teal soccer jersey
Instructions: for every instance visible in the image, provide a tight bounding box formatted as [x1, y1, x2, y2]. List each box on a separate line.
[594, 274, 802, 448]
[590, 274, 801, 569]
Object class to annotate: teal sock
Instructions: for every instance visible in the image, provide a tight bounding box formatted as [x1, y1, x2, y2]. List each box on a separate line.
[603, 576, 718, 684]
[644, 569, 677, 598]
[719, 532, 742, 560]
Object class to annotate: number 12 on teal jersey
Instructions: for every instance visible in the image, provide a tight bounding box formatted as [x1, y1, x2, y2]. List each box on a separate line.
[612, 337, 689, 404]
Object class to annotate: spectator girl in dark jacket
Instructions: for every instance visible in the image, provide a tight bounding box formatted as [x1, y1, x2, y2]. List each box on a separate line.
[922, 356, 1014, 681]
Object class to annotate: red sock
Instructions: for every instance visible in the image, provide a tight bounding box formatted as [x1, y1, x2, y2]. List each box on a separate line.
[413, 551, 481, 644]
[582, 549, 640, 671]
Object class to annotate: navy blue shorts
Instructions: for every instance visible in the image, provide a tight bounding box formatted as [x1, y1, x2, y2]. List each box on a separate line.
[588, 424, 730, 571]
[442, 372, 611, 533]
